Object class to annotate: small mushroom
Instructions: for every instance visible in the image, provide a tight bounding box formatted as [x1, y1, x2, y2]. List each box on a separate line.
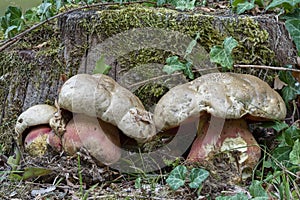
[15, 104, 61, 156]
[154, 73, 286, 174]
[58, 74, 156, 143]
[62, 113, 121, 165]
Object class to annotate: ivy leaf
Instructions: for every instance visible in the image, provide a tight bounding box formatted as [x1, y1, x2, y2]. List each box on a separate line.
[183, 61, 194, 79]
[260, 121, 289, 132]
[24, 8, 40, 22]
[6, 6, 23, 26]
[272, 146, 291, 162]
[163, 56, 194, 79]
[279, 69, 300, 105]
[175, 0, 196, 11]
[289, 139, 300, 165]
[236, 0, 255, 14]
[280, 8, 300, 20]
[285, 19, 300, 53]
[188, 168, 209, 189]
[282, 125, 300, 146]
[266, 0, 300, 10]
[0, 6, 24, 38]
[210, 37, 238, 70]
[166, 165, 187, 190]
[163, 56, 186, 74]
[37, 2, 54, 21]
[249, 180, 269, 199]
[93, 55, 112, 75]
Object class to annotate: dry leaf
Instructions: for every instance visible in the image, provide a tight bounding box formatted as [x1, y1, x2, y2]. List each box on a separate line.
[274, 75, 287, 90]
[292, 71, 300, 83]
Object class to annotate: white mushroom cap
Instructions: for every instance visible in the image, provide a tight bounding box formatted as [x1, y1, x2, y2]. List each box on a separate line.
[154, 73, 287, 130]
[58, 74, 156, 143]
[15, 104, 57, 135]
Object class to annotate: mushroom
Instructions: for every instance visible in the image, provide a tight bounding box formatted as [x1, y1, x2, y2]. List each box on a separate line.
[15, 104, 61, 156]
[154, 72, 286, 174]
[62, 113, 121, 165]
[58, 74, 156, 143]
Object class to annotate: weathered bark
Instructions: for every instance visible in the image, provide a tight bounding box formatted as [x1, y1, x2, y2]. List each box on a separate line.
[0, 5, 297, 153]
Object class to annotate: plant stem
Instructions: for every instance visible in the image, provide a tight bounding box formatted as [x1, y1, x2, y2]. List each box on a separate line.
[234, 64, 300, 73]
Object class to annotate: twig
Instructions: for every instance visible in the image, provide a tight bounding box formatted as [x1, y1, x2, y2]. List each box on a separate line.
[0, 1, 156, 52]
[234, 64, 300, 73]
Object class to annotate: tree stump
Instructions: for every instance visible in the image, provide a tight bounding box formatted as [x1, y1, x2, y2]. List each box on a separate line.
[0, 5, 297, 153]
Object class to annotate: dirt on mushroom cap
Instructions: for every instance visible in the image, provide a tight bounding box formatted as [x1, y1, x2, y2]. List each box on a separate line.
[154, 72, 287, 130]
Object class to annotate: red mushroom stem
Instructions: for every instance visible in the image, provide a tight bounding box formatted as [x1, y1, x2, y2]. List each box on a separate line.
[24, 125, 61, 156]
[187, 116, 261, 171]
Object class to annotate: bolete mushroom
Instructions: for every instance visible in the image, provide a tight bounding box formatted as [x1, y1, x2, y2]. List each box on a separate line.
[62, 113, 121, 165]
[154, 72, 286, 174]
[58, 74, 156, 143]
[15, 104, 61, 156]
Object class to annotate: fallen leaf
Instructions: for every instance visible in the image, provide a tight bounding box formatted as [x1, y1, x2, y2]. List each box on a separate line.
[274, 75, 287, 89]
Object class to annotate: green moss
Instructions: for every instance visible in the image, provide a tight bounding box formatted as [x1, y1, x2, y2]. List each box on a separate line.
[226, 17, 275, 65]
[117, 49, 173, 71]
[81, 5, 275, 75]
[91, 5, 223, 50]
[0, 24, 66, 154]
[134, 83, 169, 112]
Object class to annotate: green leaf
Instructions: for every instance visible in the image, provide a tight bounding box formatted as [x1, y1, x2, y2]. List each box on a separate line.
[0, 6, 25, 38]
[261, 121, 289, 132]
[5, 6, 23, 25]
[279, 69, 300, 104]
[93, 55, 112, 75]
[290, 139, 300, 165]
[22, 167, 52, 180]
[163, 56, 186, 74]
[279, 65, 295, 84]
[216, 192, 249, 200]
[281, 85, 300, 104]
[175, 0, 196, 11]
[7, 146, 21, 171]
[10, 167, 52, 181]
[210, 37, 238, 70]
[232, 0, 247, 7]
[266, 0, 300, 10]
[166, 165, 187, 190]
[236, 0, 255, 14]
[223, 37, 238, 53]
[37, 2, 54, 21]
[24, 9, 39, 22]
[157, 0, 167, 6]
[281, 8, 300, 20]
[249, 180, 269, 198]
[188, 168, 209, 189]
[272, 146, 291, 162]
[285, 19, 300, 53]
[185, 33, 200, 57]
[183, 61, 194, 79]
[55, 0, 63, 11]
[135, 177, 141, 189]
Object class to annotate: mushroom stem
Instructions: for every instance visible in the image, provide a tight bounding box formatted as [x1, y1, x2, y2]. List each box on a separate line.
[187, 118, 261, 171]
